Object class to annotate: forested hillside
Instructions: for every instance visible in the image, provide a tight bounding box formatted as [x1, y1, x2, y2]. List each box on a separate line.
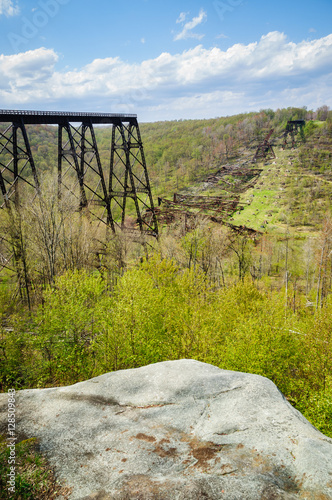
[1, 106, 332, 440]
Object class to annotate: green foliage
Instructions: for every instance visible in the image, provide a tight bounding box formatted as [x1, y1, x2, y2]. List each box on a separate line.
[92, 256, 217, 370]
[299, 297, 332, 392]
[297, 389, 332, 436]
[32, 270, 110, 386]
[0, 436, 66, 499]
[303, 120, 318, 137]
[0, 270, 111, 389]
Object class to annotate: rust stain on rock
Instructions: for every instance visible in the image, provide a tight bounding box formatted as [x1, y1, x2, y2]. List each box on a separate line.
[135, 433, 156, 443]
[191, 442, 221, 469]
[153, 443, 178, 458]
[159, 438, 170, 445]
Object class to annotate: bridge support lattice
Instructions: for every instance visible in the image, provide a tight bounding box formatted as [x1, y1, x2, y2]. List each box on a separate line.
[0, 110, 158, 278]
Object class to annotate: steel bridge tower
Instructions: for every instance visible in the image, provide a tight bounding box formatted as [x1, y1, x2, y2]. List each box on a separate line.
[0, 110, 158, 275]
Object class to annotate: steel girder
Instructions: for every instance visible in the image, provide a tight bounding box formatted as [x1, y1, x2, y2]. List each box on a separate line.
[57, 119, 112, 226]
[0, 119, 41, 292]
[0, 111, 158, 280]
[109, 121, 158, 236]
[0, 118, 40, 209]
[0, 111, 158, 236]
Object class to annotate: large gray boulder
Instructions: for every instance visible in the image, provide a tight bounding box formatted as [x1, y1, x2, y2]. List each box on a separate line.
[1, 359, 332, 499]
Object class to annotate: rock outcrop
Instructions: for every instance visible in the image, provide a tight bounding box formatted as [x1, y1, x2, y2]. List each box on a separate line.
[1, 359, 332, 499]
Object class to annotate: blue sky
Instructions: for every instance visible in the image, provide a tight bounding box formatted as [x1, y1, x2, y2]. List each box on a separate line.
[0, 0, 331, 121]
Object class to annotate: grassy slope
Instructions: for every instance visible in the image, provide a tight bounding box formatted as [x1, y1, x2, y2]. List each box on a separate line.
[230, 148, 300, 234]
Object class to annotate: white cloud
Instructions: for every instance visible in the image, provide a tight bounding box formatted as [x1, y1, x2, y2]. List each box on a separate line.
[0, 32, 331, 120]
[0, 47, 57, 79]
[0, 0, 20, 16]
[176, 12, 187, 24]
[141, 38, 146, 44]
[0, 47, 58, 97]
[174, 9, 207, 41]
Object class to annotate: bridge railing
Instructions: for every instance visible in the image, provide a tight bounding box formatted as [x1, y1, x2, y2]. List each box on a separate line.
[0, 109, 137, 118]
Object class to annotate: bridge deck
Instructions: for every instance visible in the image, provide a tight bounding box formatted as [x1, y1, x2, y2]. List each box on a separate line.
[0, 110, 137, 125]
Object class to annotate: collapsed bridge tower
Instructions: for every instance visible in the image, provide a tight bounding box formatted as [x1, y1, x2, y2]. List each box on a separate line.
[253, 129, 276, 162]
[283, 120, 305, 148]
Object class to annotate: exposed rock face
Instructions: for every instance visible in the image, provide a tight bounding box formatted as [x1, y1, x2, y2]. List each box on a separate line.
[1, 359, 332, 499]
